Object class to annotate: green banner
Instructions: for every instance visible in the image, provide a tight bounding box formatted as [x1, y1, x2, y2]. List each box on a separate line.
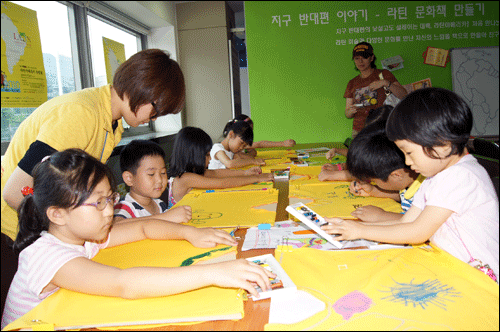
[246, 1, 499, 143]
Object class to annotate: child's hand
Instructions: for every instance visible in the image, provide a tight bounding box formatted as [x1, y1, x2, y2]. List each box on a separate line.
[325, 148, 337, 160]
[283, 139, 296, 147]
[208, 259, 276, 298]
[244, 166, 262, 176]
[351, 205, 386, 222]
[321, 218, 361, 241]
[253, 158, 266, 166]
[184, 227, 238, 248]
[162, 205, 192, 223]
[322, 163, 336, 171]
[349, 181, 373, 196]
[258, 172, 274, 182]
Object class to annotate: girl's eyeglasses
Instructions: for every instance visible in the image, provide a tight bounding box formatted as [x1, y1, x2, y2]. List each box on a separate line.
[82, 192, 120, 211]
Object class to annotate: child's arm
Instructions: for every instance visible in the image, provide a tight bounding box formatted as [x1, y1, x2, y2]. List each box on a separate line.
[51, 254, 274, 299]
[318, 169, 354, 181]
[322, 205, 453, 244]
[114, 205, 192, 224]
[349, 181, 401, 201]
[181, 171, 273, 190]
[326, 147, 348, 160]
[350, 205, 404, 222]
[214, 150, 265, 169]
[205, 167, 262, 178]
[252, 139, 296, 148]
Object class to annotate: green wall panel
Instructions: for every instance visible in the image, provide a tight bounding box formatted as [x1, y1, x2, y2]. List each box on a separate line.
[245, 1, 499, 143]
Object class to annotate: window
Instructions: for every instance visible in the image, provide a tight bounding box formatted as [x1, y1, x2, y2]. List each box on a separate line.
[87, 15, 141, 129]
[1, 1, 150, 153]
[2, 1, 75, 143]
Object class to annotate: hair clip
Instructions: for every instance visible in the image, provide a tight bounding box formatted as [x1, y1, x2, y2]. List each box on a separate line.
[41, 155, 51, 163]
[244, 117, 251, 122]
[21, 186, 34, 196]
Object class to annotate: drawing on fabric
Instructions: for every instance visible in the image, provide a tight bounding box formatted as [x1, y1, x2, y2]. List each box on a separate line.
[333, 290, 373, 320]
[355, 251, 438, 276]
[180, 246, 234, 266]
[190, 211, 223, 224]
[380, 278, 461, 310]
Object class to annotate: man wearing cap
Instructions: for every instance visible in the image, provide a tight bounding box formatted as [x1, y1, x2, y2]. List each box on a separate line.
[343, 42, 407, 137]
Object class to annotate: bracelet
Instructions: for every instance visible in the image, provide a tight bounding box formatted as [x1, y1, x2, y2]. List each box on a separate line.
[386, 80, 392, 89]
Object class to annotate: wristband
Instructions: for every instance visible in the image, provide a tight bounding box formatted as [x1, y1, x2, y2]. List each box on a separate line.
[337, 164, 343, 171]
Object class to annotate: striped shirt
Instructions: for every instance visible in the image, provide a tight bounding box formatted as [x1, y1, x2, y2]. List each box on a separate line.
[399, 174, 425, 213]
[1, 232, 109, 329]
[114, 193, 168, 219]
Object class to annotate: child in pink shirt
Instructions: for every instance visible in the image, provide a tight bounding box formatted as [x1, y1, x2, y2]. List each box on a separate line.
[320, 88, 498, 282]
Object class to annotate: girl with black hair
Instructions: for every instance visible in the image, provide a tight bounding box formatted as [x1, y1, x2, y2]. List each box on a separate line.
[208, 119, 266, 169]
[167, 127, 273, 208]
[1, 148, 275, 329]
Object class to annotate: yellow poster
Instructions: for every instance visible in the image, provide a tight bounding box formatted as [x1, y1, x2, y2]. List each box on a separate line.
[1, 1, 47, 107]
[102, 37, 125, 84]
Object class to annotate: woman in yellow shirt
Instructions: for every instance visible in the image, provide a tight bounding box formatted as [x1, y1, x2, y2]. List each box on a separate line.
[1, 49, 185, 240]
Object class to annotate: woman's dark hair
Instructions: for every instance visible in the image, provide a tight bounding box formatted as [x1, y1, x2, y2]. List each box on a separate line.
[386, 87, 472, 159]
[222, 119, 254, 146]
[14, 149, 116, 253]
[120, 140, 166, 175]
[113, 49, 185, 117]
[347, 121, 408, 182]
[168, 127, 213, 178]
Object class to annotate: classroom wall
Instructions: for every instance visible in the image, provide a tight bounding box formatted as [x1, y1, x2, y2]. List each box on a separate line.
[245, 1, 500, 143]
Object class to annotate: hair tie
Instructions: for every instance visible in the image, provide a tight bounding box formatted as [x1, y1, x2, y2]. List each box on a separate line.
[21, 186, 34, 197]
[244, 118, 251, 122]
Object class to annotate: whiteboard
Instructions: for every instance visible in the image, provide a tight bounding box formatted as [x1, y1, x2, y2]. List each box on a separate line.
[451, 46, 499, 136]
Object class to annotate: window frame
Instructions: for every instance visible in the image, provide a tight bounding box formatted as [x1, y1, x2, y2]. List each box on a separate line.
[1, 1, 154, 155]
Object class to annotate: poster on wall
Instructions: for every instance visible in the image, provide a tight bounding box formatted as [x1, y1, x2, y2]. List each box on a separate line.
[102, 37, 126, 84]
[1, 1, 47, 108]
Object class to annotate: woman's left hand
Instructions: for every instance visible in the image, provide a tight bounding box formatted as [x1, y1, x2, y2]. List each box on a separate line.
[321, 218, 362, 241]
[184, 227, 238, 248]
[368, 79, 389, 91]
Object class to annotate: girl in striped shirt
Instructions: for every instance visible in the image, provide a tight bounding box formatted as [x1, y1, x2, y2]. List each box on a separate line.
[1, 149, 274, 329]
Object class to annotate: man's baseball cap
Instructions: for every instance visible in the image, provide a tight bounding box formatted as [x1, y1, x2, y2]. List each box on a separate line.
[352, 42, 374, 59]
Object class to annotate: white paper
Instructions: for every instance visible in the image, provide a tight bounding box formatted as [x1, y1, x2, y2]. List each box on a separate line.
[269, 290, 325, 324]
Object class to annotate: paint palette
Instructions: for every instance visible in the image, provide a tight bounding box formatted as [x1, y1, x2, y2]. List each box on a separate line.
[246, 254, 297, 301]
[272, 168, 290, 179]
[286, 202, 343, 249]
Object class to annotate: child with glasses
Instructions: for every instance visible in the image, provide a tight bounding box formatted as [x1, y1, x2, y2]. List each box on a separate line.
[1, 149, 274, 328]
[114, 140, 191, 223]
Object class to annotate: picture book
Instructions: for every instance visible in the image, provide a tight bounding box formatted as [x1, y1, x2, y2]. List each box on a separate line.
[245, 254, 297, 301]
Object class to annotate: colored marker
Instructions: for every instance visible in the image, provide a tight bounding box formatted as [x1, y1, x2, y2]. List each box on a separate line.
[205, 188, 269, 193]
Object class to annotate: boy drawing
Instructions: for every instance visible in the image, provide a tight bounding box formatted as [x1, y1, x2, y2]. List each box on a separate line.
[346, 121, 424, 222]
[114, 140, 191, 223]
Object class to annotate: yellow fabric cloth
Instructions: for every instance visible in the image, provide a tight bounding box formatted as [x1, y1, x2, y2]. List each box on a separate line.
[3, 240, 242, 331]
[289, 181, 403, 218]
[268, 245, 499, 330]
[178, 189, 279, 228]
[289, 165, 324, 185]
[189, 181, 274, 194]
[256, 149, 296, 159]
[1, 85, 123, 240]
[402, 174, 426, 200]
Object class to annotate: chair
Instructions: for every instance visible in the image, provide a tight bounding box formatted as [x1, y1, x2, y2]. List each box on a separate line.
[472, 138, 499, 198]
[1, 233, 19, 317]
